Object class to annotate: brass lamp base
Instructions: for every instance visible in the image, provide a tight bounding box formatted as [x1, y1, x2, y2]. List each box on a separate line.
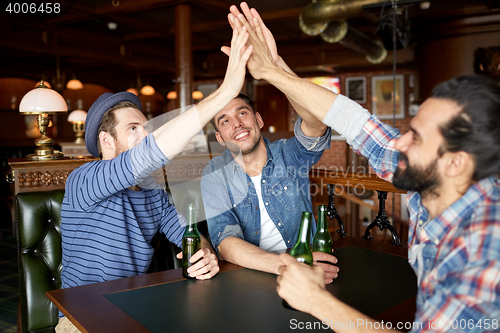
[26, 151, 65, 161]
[26, 132, 65, 160]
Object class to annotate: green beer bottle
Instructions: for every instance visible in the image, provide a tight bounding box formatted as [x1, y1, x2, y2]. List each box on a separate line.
[312, 204, 333, 254]
[283, 211, 313, 310]
[182, 204, 201, 279]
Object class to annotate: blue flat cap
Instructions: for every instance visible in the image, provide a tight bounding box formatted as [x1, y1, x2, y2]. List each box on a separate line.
[85, 92, 142, 157]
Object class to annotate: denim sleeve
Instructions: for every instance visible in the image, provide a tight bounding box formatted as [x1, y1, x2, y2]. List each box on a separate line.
[282, 123, 331, 178]
[200, 163, 245, 254]
[294, 118, 332, 152]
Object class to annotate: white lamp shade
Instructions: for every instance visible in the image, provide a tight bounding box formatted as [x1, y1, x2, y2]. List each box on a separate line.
[19, 86, 68, 114]
[141, 85, 155, 96]
[66, 79, 83, 90]
[68, 109, 87, 123]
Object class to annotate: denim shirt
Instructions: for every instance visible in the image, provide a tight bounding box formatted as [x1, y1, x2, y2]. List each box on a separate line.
[201, 119, 331, 253]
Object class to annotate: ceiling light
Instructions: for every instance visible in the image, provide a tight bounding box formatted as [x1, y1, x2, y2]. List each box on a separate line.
[141, 85, 155, 96]
[192, 91, 203, 100]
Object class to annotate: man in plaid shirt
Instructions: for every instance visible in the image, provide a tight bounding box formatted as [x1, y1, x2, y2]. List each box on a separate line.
[227, 3, 500, 332]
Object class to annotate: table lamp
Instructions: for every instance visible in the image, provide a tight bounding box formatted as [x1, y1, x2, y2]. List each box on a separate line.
[19, 81, 68, 160]
[67, 110, 87, 144]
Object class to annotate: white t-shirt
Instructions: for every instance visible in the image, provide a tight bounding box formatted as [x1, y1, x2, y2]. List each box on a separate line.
[250, 174, 287, 252]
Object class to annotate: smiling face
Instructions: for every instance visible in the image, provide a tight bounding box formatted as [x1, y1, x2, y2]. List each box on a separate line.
[214, 98, 265, 156]
[104, 107, 149, 158]
[392, 98, 462, 197]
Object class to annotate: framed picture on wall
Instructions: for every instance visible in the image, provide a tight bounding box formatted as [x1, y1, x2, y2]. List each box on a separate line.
[345, 76, 366, 104]
[371, 74, 405, 119]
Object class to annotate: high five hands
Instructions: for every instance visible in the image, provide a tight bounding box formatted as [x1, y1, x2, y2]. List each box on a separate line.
[221, 2, 279, 80]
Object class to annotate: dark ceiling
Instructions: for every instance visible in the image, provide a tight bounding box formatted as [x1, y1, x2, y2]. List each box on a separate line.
[1, 0, 499, 95]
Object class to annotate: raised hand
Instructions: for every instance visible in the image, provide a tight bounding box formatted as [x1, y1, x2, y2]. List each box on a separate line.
[229, 11, 275, 80]
[219, 23, 253, 97]
[225, 2, 279, 64]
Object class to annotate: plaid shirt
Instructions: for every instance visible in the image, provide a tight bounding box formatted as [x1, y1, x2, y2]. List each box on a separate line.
[352, 116, 500, 333]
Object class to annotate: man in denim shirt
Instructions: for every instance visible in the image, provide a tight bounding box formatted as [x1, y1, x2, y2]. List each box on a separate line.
[201, 92, 340, 282]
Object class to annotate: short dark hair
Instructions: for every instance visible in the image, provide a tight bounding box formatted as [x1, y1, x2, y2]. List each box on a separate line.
[431, 75, 500, 181]
[97, 101, 141, 158]
[210, 93, 256, 132]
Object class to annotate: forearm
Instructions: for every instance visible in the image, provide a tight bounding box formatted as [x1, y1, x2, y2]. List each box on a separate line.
[200, 234, 216, 255]
[262, 64, 338, 124]
[152, 23, 251, 160]
[276, 57, 327, 136]
[310, 292, 397, 333]
[152, 87, 236, 160]
[218, 237, 282, 274]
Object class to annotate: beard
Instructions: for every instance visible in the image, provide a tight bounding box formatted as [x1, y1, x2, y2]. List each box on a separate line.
[222, 131, 262, 156]
[393, 152, 441, 198]
[113, 140, 129, 158]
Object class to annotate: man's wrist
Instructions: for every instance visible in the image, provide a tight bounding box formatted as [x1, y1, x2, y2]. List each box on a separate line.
[309, 288, 336, 319]
[261, 62, 286, 83]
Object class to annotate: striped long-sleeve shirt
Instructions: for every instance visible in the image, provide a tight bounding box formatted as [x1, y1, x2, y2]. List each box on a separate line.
[327, 95, 500, 332]
[60, 134, 184, 292]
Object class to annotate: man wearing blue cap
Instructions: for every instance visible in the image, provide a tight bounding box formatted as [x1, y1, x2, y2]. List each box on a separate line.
[57, 26, 252, 331]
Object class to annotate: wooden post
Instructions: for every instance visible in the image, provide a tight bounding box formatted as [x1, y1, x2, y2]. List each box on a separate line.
[174, 4, 193, 109]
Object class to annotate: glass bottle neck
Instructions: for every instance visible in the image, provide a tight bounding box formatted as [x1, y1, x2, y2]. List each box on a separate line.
[317, 209, 328, 232]
[185, 206, 199, 234]
[297, 217, 310, 244]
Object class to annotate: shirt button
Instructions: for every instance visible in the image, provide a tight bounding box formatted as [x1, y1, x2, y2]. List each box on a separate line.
[248, 182, 251, 186]
[278, 223, 281, 226]
[265, 202, 269, 206]
[419, 220, 423, 226]
[255, 206, 258, 210]
[287, 240, 290, 243]
[255, 231, 259, 235]
[262, 179, 266, 183]
[434, 239, 439, 245]
[233, 204, 236, 208]
[284, 186, 287, 190]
